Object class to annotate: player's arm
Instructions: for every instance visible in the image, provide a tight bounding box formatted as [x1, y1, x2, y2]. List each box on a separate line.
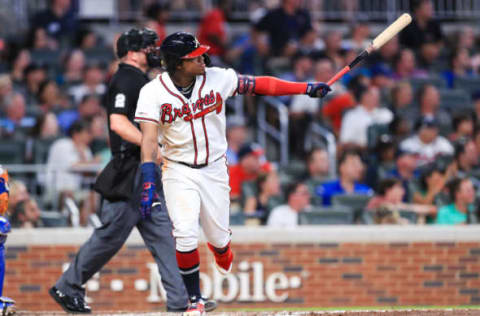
[236, 75, 331, 98]
[140, 122, 159, 163]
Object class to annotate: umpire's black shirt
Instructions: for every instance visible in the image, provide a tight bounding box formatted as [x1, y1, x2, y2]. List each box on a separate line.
[106, 63, 149, 158]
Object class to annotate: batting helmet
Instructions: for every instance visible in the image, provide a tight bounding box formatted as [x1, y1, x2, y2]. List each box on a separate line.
[116, 28, 158, 59]
[160, 32, 211, 74]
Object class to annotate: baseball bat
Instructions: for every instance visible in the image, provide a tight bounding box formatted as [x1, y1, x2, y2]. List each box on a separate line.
[326, 13, 412, 86]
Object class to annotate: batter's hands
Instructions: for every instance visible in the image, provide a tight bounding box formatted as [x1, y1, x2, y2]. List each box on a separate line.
[306, 82, 331, 98]
[140, 162, 159, 219]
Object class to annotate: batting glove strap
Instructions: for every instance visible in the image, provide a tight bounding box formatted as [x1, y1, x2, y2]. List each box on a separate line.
[140, 162, 156, 184]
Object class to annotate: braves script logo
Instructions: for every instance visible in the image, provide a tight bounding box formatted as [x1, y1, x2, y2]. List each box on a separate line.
[160, 90, 222, 124]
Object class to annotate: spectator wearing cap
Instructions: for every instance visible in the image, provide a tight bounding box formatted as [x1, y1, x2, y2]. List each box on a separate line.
[267, 182, 310, 228]
[228, 143, 271, 201]
[340, 85, 393, 148]
[254, 0, 312, 57]
[316, 149, 372, 206]
[400, 116, 454, 167]
[436, 177, 477, 225]
[370, 63, 394, 93]
[399, 0, 444, 51]
[226, 116, 248, 165]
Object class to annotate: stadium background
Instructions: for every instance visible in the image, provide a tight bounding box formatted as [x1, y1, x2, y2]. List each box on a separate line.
[2, 0, 480, 313]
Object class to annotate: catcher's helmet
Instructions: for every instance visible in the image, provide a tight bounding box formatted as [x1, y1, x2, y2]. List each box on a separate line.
[116, 28, 158, 59]
[160, 32, 211, 74]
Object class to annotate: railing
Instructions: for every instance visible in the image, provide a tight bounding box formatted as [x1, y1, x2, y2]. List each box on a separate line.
[257, 96, 289, 166]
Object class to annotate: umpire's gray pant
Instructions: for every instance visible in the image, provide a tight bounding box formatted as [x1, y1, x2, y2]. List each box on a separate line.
[55, 167, 188, 311]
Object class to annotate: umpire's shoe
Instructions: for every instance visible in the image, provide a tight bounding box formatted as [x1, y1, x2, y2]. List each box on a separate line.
[203, 297, 217, 312]
[49, 286, 91, 314]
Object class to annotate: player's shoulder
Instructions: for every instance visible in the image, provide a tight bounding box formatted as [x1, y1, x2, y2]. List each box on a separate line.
[140, 75, 161, 92]
[206, 66, 237, 78]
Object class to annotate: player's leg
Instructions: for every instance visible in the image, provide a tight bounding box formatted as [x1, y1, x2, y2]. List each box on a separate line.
[199, 158, 234, 274]
[137, 167, 189, 312]
[51, 199, 138, 313]
[162, 165, 203, 304]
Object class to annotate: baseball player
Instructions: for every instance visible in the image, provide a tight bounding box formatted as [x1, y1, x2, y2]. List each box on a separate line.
[49, 28, 197, 314]
[0, 166, 16, 316]
[135, 32, 330, 315]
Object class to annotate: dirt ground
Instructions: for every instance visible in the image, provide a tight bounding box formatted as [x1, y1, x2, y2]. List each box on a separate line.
[13, 310, 480, 316]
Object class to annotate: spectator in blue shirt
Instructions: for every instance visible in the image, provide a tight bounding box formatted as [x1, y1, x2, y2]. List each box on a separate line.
[317, 149, 373, 205]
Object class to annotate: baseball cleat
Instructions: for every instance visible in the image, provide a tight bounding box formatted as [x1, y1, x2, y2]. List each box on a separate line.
[183, 298, 205, 316]
[208, 243, 234, 275]
[0, 297, 16, 316]
[202, 297, 217, 312]
[49, 286, 91, 314]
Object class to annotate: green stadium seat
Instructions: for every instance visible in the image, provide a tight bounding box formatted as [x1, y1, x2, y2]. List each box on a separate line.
[409, 76, 446, 91]
[33, 137, 59, 164]
[230, 212, 245, 226]
[367, 124, 389, 150]
[332, 194, 372, 224]
[439, 89, 472, 111]
[454, 77, 480, 95]
[298, 206, 354, 225]
[0, 139, 26, 164]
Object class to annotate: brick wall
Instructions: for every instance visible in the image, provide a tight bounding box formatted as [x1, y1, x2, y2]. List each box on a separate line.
[4, 227, 480, 312]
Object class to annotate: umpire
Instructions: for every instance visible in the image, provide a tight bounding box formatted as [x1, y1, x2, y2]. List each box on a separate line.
[49, 28, 188, 313]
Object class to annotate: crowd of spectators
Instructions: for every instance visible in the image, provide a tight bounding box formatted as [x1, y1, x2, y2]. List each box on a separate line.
[1, 0, 480, 227]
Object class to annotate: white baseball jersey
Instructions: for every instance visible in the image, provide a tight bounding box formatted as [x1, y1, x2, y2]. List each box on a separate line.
[135, 67, 238, 166]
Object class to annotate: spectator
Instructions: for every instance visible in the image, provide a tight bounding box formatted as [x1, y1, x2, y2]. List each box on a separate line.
[278, 51, 313, 105]
[9, 49, 31, 87]
[0, 93, 35, 138]
[7, 179, 30, 214]
[389, 81, 415, 128]
[417, 38, 442, 72]
[392, 48, 427, 80]
[317, 149, 372, 206]
[454, 139, 480, 182]
[144, 2, 170, 46]
[365, 134, 397, 189]
[31, 0, 78, 47]
[255, 0, 312, 57]
[59, 49, 86, 87]
[436, 177, 477, 225]
[399, 0, 444, 50]
[303, 147, 331, 205]
[0, 74, 12, 109]
[29, 111, 59, 140]
[68, 63, 106, 105]
[412, 162, 452, 210]
[321, 31, 344, 69]
[75, 28, 99, 50]
[9, 198, 42, 228]
[340, 85, 393, 147]
[400, 116, 454, 166]
[229, 143, 271, 200]
[442, 48, 474, 89]
[387, 149, 419, 202]
[243, 170, 282, 225]
[267, 181, 310, 228]
[20, 63, 48, 107]
[342, 21, 371, 51]
[37, 79, 62, 114]
[57, 94, 102, 137]
[226, 116, 248, 165]
[197, 0, 230, 61]
[367, 35, 399, 71]
[27, 27, 58, 51]
[366, 178, 436, 224]
[45, 119, 96, 223]
[450, 113, 474, 142]
[413, 84, 451, 135]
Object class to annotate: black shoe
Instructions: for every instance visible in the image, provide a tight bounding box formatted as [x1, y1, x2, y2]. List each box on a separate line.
[49, 286, 91, 314]
[202, 297, 217, 312]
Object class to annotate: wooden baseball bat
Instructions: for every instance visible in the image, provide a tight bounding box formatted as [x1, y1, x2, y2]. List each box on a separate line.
[327, 13, 412, 86]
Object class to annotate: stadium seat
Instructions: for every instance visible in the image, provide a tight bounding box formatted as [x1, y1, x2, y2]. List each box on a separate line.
[439, 89, 472, 111]
[332, 194, 372, 224]
[33, 137, 59, 164]
[367, 124, 389, 150]
[454, 77, 480, 95]
[0, 139, 26, 164]
[30, 49, 61, 68]
[409, 76, 446, 92]
[40, 210, 68, 227]
[83, 47, 115, 66]
[298, 206, 354, 225]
